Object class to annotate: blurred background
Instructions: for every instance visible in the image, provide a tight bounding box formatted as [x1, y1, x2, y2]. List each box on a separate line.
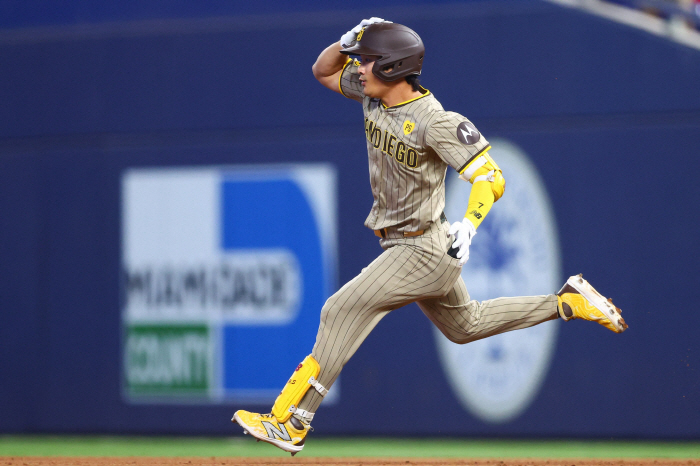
[1, 0, 699, 442]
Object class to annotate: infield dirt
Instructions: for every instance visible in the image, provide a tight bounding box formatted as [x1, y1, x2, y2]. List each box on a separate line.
[2, 458, 699, 466]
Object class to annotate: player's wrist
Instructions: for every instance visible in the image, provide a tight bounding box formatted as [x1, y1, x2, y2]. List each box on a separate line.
[462, 217, 476, 232]
[461, 217, 477, 241]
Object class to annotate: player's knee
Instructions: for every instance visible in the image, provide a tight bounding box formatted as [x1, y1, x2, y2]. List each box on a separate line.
[319, 293, 351, 321]
[444, 326, 482, 344]
[319, 297, 339, 321]
[443, 330, 484, 345]
[442, 333, 470, 344]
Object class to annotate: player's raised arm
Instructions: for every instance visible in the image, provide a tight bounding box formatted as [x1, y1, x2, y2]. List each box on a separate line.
[312, 18, 388, 98]
[312, 41, 347, 94]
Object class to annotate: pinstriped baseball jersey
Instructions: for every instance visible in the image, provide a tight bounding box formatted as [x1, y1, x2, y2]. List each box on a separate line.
[339, 58, 492, 232]
[232, 39, 568, 441]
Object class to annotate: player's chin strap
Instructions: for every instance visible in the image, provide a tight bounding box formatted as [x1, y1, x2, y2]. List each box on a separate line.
[271, 355, 328, 425]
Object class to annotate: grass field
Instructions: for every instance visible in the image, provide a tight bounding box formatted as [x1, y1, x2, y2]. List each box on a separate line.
[1, 437, 699, 458]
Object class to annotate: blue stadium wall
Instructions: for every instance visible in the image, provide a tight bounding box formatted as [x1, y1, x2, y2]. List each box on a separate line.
[1, 0, 699, 438]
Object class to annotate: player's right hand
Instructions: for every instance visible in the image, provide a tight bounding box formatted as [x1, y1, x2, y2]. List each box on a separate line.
[340, 17, 391, 48]
[448, 218, 477, 266]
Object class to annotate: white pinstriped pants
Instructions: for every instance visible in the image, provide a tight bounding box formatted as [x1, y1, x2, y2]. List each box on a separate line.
[297, 219, 559, 415]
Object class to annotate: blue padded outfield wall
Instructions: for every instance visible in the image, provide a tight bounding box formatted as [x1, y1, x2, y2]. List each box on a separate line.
[1, 0, 699, 438]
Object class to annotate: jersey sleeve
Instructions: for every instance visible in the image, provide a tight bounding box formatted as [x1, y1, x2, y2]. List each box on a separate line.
[338, 58, 364, 103]
[425, 112, 491, 174]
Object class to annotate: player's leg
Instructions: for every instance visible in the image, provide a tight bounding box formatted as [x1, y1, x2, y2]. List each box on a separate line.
[418, 276, 559, 344]
[419, 272, 628, 344]
[297, 229, 461, 414]
[233, 226, 460, 454]
[232, 243, 430, 454]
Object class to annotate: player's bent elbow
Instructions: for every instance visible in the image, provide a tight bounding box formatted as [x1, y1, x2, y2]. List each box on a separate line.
[312, 61, 331, 82]
[311, 63, 337, 91]
[312, 62, 321, 80]
[492, 171, 506, 202]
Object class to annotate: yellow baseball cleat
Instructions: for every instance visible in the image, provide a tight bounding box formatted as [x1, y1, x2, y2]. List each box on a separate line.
[557, 274, 628, 333]
[232, 410, 310, 456]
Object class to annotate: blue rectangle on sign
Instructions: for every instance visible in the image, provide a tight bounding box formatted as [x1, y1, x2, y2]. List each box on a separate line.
[219, 172, 332, 398]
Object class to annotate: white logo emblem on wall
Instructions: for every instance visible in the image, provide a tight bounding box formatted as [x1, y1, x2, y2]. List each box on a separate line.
[438, 139, 561, 423]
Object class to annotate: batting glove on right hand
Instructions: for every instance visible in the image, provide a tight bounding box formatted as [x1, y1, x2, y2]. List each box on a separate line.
[340, 17, 391, 48]
[448, 218, 477, 266]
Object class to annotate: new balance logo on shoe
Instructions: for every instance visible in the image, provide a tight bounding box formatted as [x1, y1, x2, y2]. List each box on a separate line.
[262, 421, 292, 441]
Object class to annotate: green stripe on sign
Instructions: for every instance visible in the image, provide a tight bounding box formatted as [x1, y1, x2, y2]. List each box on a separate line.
[125, 325, 210, 396]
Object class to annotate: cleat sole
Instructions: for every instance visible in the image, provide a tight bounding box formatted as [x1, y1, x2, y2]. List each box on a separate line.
[567, 274, 628, 333]
[232, 412, 304, 455]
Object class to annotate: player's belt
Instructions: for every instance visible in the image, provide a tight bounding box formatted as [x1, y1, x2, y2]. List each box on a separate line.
[374, 212, 447, 239]
[374, 228, 424, 238]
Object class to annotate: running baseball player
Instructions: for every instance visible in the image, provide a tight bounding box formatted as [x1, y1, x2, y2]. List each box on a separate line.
[232, 19, 628, 455]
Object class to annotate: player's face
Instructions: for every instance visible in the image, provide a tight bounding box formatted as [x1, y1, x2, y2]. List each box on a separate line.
[358, 55, 393, 99]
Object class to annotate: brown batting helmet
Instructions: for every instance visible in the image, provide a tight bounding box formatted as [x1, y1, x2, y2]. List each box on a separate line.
[340, 22, 424, 82]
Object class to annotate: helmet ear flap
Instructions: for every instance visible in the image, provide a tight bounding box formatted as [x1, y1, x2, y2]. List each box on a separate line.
[374, 52, 424, 81]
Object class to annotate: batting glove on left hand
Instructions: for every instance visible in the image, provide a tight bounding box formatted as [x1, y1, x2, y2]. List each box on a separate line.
[340, 17, 391, 48]
[448, 218, 477, 266]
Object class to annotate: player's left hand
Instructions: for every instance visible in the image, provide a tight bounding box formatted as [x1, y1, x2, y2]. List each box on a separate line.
[340, 17, 390, 48]
[448, 218, 477, 266]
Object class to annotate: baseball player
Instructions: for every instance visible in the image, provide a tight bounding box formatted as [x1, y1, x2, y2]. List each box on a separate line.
[232, 19, 628, 455]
